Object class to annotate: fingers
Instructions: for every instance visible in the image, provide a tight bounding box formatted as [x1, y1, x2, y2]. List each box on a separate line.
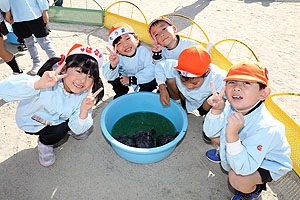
[92, 87, 104, 97]
[57, 73, 67, 80]
[106, 46, 114, 55]
[87, 83, 94, 96]
[219, 85, 226, 98]
[55, 62, 65, 76]
[210, 81, 217, 96]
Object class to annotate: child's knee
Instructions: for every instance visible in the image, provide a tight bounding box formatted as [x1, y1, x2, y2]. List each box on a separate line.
[210, 137, 220, 146]
[229, 170, 242, 191]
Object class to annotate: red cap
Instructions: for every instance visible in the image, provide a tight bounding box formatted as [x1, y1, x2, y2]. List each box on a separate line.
[174, 46, 211, 77]
[224, 60, 269, 85]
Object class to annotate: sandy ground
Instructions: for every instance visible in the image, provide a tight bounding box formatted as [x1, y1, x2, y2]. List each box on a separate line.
[1, 0, 300, 199]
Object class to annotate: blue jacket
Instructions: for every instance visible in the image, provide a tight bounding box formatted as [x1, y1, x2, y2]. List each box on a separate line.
[103, 46, 155, 85]
[204, 103, 292, 181]
[2, 0, 48, 22]
[0, 75, 92, 134]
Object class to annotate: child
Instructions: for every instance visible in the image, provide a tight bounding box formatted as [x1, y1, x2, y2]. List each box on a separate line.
[0, 6, 22, 74]
[148, 17, 200, 106]
[204, 61, 292, 199]
[103, 22, 157, 99]
[0, 43, 104, 167]
[3, 0, 56, 75]
[157, 46, 227, 142]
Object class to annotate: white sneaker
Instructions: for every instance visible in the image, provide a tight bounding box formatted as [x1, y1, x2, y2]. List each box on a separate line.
[28, 63, 41, 75]
[68, 130, 90, 140]
[37, 139, 55, 167]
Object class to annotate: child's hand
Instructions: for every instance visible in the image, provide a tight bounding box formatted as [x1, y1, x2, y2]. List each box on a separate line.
[207, 81, 226, 114]
[106, 46, 119, 68]
[226, 112, 245, 142]
[4, 11, 14, 24]
[159, 85, 170, 106]
[34, 62, 67, 90]
[79, 84, 104, 119]
[119, 75, 129, 85]
[151, 37, 162, 52]
[42, 10, 49, 24]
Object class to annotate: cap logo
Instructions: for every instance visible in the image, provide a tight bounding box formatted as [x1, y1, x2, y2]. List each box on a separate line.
[108, 27, 134, 46]
[257, 145, 262, 151]
[67, 44, 104, 68]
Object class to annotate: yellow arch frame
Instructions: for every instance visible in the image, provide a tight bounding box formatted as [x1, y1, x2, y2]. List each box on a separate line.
[211, 38, 260, 72]
[104, 1, 151, 44]
[265, 93, 300, 176]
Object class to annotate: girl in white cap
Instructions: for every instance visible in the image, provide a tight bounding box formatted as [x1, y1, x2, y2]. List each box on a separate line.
[0, 44, 104, 167]
[103, 22, 157, 99]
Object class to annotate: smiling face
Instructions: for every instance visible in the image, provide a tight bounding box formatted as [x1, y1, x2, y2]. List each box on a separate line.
[114, 33, 139, 56]
[149, 21, 177, 48]
[225, 80, 270, 114]
[62, 67, 94, 94]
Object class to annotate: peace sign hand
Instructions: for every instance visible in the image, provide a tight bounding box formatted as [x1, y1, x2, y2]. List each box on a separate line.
[106, 46, 119, 68]
[34, 62, 67, 90]
[150, 36, 162, 52]
[207, 81, 226, 114]
[79, 84, 104, 119]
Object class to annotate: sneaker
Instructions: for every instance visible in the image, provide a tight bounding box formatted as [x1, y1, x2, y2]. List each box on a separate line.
[37, 139, 55, 167]
[206, 148, 221, 163]
[231, 186, 262, 200]
[28, 63, 41, 75]
[68, 130, 89, 140]
[12, 69, 23, 75]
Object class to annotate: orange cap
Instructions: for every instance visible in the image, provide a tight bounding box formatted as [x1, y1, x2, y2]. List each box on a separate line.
[108, 22, 135, 46]
[224, 60, 269, 85]
[174, 46, 211, 77]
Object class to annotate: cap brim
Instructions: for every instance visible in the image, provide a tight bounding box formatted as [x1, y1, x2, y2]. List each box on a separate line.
[148, 18, 172, 34]
[224, 75, 267, 85]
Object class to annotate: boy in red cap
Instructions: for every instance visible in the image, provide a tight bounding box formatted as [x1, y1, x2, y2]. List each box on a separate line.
[161, 46, 227, 142]
[148, 17, 200, 106]
[204, 61, 292, 199]
[103, 22, 157, 99]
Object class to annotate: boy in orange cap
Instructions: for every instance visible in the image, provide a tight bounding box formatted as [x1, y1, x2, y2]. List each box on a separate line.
[103, 22, 157, 99]
[174, 45, 226, 113]
[159, 45, 227, 142]
[204, 61, 292, 199]
[148, 17, 200, 106]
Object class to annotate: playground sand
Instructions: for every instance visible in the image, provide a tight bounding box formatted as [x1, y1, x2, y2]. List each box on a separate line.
[0, 0, 300, 199]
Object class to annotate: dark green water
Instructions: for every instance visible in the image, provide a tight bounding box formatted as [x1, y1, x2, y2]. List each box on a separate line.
[111, 112, 177, 140]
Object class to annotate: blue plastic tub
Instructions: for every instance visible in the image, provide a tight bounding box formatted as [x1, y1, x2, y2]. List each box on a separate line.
[100, 92, 188, 164]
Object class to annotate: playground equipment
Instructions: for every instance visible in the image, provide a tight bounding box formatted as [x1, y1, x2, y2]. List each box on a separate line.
[104, 1, 151, 44]
[48, 0, 105, 26]
[265, 93, 300, 176]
